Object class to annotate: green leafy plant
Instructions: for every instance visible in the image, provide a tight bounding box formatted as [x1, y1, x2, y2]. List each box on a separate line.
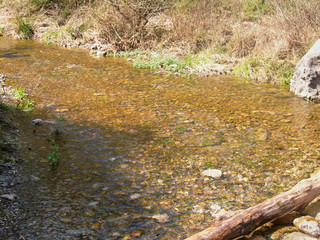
[14, 87, 34, 110]
[47, 143, 59, 167]
[16, 17, 34, 39]
[129, 52, 191, 76]
[54, 115, 66, 134]
[0, 26, 4, 36]
[57, 115, 66, 122]
[14, 88, 34, 110]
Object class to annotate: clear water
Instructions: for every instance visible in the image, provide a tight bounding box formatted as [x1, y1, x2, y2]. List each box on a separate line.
[1, 37, 320, 239]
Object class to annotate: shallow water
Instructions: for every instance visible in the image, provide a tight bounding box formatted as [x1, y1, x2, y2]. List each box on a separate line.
[1, 37, 320, 239]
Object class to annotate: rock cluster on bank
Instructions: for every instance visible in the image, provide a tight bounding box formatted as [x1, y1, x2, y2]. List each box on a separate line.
[290, 39, 320, 102]
[247, 196, 320, 240]
[0, 76, 24, 238]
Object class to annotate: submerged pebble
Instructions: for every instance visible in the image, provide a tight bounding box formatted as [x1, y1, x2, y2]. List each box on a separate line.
[152, 214, 170, 223]
[31, 119, 43, 126]
[130, 193, 142, 200]
[0, 193, 16, 201]
[201, 169, 222, 179]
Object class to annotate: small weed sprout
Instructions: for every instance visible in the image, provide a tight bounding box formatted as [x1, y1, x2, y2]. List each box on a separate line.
[57, 115, 66, 121]
[47, 143, 59, 167]
[54, 114, 66, 134]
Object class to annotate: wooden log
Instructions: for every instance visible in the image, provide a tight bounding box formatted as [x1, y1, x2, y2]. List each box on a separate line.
[185, 174, 320, 240]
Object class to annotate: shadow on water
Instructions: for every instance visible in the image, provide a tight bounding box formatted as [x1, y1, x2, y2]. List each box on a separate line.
[1, 37, 320, 239]
[0, 52, 30, 58]
[15, 109, 160, 240]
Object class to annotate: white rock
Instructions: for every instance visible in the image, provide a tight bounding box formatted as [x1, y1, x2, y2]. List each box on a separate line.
[96, 51, 107, 56]
[130, 194, 142, 200]
[201, 169, 222, 179]
[193, 205, 204, 214]
[0, 194, 16, 201]
[315, 212, 320, 222]
[282, 232, 318, 240]
[210, 204, 222, 212]
[90, 50, 107, 57]
[88, 201, 99, 208]
[290, 39, 320, 101]
[90, 44, 98, 50]
[92, 183, 103, 189]
[30, 175, 40, 181]
[293, 216, 320, 237]
[31, 119, 43, 126]
[249, 235, 266, 240]
[303, 195, 320, 217]
[152, 213, 169, 223]
[43, 120, 55, 125]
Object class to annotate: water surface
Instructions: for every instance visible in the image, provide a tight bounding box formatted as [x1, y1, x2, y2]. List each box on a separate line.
[1, 37, 320, 239]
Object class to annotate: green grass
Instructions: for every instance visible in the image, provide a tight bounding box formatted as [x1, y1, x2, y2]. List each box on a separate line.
[174, 126, 186, 132]
[243, 0, 268, 21]
[16, 17, 34, 39]
[113, 50, 192, 76]
[42, 27, 72, 44]
[233, 57, 295, 84]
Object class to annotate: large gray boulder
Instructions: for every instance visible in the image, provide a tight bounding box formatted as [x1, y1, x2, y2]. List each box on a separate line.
[290, 39, 320, 101]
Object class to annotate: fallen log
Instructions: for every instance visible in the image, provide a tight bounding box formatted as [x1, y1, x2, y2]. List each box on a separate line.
[185, 174, 320, 240]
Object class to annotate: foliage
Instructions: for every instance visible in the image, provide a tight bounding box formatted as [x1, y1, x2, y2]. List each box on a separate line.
[47, 142, 59, 166]
[0, 26, 4, 36]
[31, 0, 55, 7]
[131, 52, 190, 76]
[31, 0, 94, 9]
[233, 58, 295, 84]
[242, 0, 268, 20]
[16, 17, 34, 39]
[14, 87, 34, 110]
[102, 0, 174, 49]
[54, 114, 65, 134]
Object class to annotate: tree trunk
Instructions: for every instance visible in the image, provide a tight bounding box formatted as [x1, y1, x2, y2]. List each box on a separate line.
[185, 174, 320, 240]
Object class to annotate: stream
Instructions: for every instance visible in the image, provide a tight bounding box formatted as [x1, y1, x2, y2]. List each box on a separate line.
[1, 37, 320, 239]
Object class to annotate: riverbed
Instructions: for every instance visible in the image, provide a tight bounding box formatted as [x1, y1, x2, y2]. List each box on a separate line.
[1, 37, 320, 239]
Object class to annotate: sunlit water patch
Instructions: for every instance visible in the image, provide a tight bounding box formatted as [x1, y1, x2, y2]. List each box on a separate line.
[1, 37, 320, 239]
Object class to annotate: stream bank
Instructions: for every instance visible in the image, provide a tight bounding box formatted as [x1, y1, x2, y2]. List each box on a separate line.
[0, 76, 25, 239]
[0, 2, 297, 84]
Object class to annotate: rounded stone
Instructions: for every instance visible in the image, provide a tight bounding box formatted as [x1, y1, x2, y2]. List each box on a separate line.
[201, 169, 222, 179]
[293, 216, 320, 237]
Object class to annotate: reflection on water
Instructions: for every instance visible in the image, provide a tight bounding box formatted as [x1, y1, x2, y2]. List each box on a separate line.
[1, 37, 320, 239]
